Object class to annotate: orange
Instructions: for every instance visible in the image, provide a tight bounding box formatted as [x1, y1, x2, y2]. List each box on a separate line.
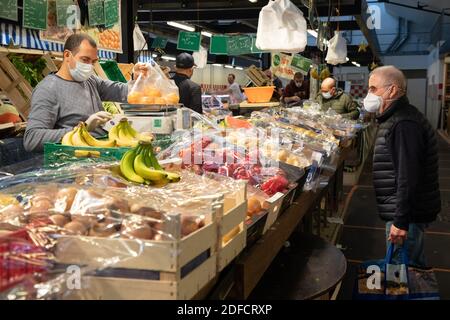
[154, 97, 167, 105]
[127, 92, 141, 104]
[165, 93, 180, 104]
[139, 96, 155, 105]
[143, 86, 162, 98]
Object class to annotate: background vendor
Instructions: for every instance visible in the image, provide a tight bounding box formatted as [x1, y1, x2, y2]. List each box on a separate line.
[24, 33, 148, 152]
[283, 72, 310, 104]
[315, 77, 360, 120]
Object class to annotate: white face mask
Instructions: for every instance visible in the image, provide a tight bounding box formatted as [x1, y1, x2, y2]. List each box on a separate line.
[363, 86, 394, 113]
[69, 54, 94, 82]
[322, 91, 332, 99]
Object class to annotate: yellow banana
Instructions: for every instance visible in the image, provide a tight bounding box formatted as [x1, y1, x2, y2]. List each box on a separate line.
[117, 122, 138, 147]
[124, 121, 140, 139]
[61, 129, 75, 146]
[120, 150, 144, 184]
[80, 124, 116, 147]
[166, 172, 181, 182]
[70, 126, 90, 147]
[133, 154, 168, 182]
[108, 122, 120, 143]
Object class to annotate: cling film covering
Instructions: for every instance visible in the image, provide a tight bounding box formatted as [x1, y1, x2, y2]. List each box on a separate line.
[0, 161, 246, 299]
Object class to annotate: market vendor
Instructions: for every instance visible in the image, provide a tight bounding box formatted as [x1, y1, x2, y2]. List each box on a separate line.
[315, 77, 360, 120]
[282, 72, 310, 104]
[23, 33, 149, 153]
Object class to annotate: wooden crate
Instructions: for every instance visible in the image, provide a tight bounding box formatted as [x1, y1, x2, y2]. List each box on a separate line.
[0, 53, 33, 120]
[262, 191, 286, 234]
[55, 210, 218, 300]
[217, 181, 248, 271]
[245, 65, 271, 87]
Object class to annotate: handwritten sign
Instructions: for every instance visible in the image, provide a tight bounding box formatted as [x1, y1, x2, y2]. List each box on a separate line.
[210, 35, 228, 55]
[88, 0, 105, 26]
[151, 36, 168, 49]
[291, 54, 312, 73]
[177, 31, 201, 52]
[104, 0, 119, 28]
[0, 0, 18, 21]
[227, 35, 252, 55]
[23, 0, 48, 30]
[272, 53, 296, 80]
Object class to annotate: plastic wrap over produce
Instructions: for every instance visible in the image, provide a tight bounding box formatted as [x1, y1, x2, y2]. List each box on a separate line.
[157, 129, 302, 198]
[0, 163, 222, 299]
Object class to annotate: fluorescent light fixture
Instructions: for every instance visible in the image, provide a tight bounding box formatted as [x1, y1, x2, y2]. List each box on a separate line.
[201, 31, 212, 38]
[307, 29, 318, 38]
[167, 21, 195, 32]
[235, 66, 244, 70]
[152, 54, 157, 58]
[224, 65, 234, 69]
[249, 0, 258, 2]
[161, 55, 176, 61]
[346, 57, 350, 62]
[351, 61, 361, 67]
[212, 63, 223, 67]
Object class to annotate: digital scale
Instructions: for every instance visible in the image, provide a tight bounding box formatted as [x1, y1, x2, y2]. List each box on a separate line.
[103, 104, 192, 135]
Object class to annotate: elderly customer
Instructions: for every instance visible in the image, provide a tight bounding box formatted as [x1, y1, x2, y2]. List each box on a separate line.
[366, 65, 441, 268]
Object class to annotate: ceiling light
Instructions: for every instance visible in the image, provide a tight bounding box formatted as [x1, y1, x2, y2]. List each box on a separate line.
[152, 54, 157, 58]
[167, 21, 195, 32]
[235, 66, 244, 70]
[249, 0, 258, 3]
[212, 64, 223, 67]
[224, 65, 234, 69]
[201, 31, 212, 38]
[162, 55, 176, 61]
[307, 29, 318, 38]
[351, 61, 361, 67]
[346, 57, 350, 62]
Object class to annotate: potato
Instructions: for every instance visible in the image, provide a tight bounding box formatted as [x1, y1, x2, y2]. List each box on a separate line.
[49, 214, 70, 227]
[64, 221, 88, 235]
[54, 187, 78, 212]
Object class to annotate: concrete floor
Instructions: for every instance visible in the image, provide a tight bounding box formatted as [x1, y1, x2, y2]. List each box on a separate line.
[337, 134, 450, 299]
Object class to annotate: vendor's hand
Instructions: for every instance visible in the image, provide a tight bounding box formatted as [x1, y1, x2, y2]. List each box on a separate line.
[132, 63, 149, 78]
[85, 111, 112, 131]
[388, 224, 408, 245]
[290, 95, 301, 102]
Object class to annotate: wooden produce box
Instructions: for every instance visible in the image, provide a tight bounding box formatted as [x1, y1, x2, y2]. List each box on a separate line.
[0, 53, 33, 120]
[262, 191, 286, 234]
[217, 181, 248, 272]
[56, 210, 218, 300]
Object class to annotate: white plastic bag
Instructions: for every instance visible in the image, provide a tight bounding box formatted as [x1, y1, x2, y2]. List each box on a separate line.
[325, 31, 347, 65]
[255, 0, 307, 53]
[193, 46, 208, 69]
[133, 24, 148, 51]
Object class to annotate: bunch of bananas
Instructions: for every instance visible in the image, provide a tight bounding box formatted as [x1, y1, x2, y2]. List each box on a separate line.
[62, 122, 116, 147]
[109, 118, 141, 148]
[120, 141, 180, 186]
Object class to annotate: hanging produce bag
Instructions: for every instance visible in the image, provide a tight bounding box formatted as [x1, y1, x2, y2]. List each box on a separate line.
[325, 31, 348, 65]
[354, 242, 440, 300]
[255, 0, 307, 53]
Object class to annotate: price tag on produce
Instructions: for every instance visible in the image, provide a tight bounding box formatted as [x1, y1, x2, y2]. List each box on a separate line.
[267, 192, 284, 204]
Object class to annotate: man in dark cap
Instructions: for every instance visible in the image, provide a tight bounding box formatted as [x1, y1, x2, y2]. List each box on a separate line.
[172, 52, 202, 114]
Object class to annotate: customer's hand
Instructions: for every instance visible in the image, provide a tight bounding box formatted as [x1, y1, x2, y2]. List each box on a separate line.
[289, 95, 301, 103]
[133, 63, 150, 78]
[388, 224, 408, 244]
[85, 111, 112, 131]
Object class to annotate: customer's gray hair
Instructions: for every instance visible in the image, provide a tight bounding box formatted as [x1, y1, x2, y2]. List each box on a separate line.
[370, 65, 407, 92]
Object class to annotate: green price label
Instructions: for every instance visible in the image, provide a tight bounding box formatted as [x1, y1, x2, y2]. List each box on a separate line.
[210, 35, 228, 55]
[291, 54, 312, 72]
[177, 31, 201, 52]
[0, 0, 18, 21]
[227, 35, 252, 56]
[153, 119, 162, 128]
[88, 0, 105, 26]
[151, 37, 168, 49]
[23, 0, 48, 30]
[104, 0, 119, 28]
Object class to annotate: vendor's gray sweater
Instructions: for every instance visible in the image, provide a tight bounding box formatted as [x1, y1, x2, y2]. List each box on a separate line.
[24, 73, 128, 152]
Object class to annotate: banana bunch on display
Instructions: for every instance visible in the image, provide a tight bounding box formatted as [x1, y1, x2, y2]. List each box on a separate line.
[120, 141, 181, 186]
[62, 122, 116, 147]
[109, 118, 141, 148]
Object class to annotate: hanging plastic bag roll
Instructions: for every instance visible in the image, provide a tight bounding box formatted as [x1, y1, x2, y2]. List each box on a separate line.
[255, 0, 307, 53]
[325, 31, 348, 65]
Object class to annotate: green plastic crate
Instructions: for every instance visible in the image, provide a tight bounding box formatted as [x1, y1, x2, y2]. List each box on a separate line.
[43, 137, 175, 169]
[99, 60, 127, 83]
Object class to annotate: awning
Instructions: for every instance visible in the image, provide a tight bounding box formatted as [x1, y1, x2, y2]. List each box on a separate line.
[0, 23, 116, 60]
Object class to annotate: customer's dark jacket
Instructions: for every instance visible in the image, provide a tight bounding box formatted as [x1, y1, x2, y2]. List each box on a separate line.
[372, 95, 441, 230]
[172, 73, 202, 114]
